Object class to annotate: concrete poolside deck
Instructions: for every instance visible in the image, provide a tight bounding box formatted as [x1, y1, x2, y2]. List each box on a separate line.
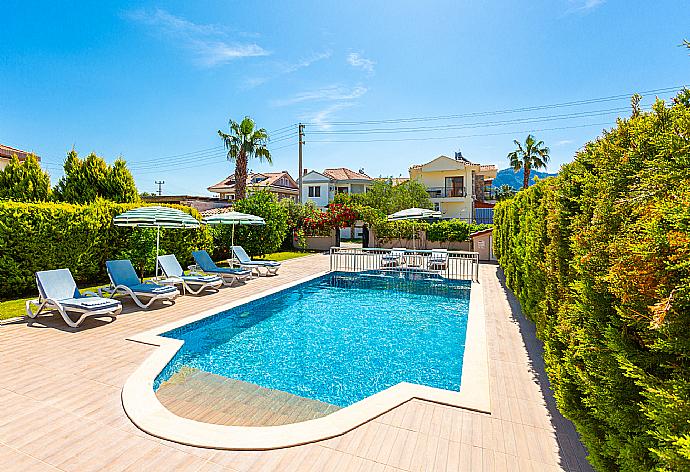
[0, 253, 592, 471]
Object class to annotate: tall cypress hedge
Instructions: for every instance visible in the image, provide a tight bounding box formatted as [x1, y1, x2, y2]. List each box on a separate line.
[0, 201, 212, 298]
[493, 93, 690, 471]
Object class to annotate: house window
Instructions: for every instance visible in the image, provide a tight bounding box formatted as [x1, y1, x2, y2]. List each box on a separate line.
[336, 186, 349, 194]
[434, 202, 440, 212]
[444, 176, 465, 197]
[308, 186, 321, 197]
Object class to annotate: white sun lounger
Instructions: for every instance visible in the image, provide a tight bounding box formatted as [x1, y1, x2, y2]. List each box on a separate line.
[101, 260, 179, 309]
[428, 249, 449, 271]
[157, 254, 222, 295]
[381, 248, 406, 267]
[26, 268, 122, 328]
[231, 246, 281, 276]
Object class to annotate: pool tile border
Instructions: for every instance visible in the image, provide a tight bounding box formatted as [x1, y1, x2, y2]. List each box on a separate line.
[122, 271, 490, 450]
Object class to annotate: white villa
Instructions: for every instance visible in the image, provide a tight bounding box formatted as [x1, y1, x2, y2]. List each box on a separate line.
[300, 167, 373, 208]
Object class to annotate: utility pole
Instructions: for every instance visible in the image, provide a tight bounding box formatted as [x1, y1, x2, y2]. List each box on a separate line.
[155, 180, 165, 196]
[298, 123, 305, 203]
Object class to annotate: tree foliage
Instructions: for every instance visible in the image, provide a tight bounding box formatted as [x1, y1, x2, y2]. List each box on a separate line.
[53, 150, 138, 203]
[218, 116, 271, 200]
[213, 190, 288, 257]
[0, 154, 51, 202]
[343, 179, 432, 215]
[493, 92, 690, 471]
[507, 134, 550, 189]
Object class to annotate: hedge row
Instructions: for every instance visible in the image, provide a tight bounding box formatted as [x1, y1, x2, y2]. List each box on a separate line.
[372, 218, 490, 242]
[493, 94, 690, 471]
[0, 201, 212, 299]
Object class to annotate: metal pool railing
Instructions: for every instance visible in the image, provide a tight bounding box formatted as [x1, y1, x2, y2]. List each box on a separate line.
[329, 247, 479, 281]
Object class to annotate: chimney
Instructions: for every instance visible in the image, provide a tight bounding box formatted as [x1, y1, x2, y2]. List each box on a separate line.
[303, 168, 308, 175]
[455, 151, 463, 160]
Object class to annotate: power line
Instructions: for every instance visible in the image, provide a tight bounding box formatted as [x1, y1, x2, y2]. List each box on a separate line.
[306, 107, 632, 135]
[307, 122, 615, 144]
[127, 132, 295, 169]
[129, 137, 296, 171]
[302, 85, 685, 126]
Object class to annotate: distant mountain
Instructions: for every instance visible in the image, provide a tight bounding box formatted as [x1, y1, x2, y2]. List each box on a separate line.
[492, 168, 557, 189]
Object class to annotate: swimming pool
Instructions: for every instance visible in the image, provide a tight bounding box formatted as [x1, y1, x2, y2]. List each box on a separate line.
[155, 271, 470, 408]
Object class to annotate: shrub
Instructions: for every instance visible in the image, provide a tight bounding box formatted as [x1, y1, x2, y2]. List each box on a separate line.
[0, 154, 51, 202]
[426, 220, 471, 242]
[54, 150, 139, 203]
[493, 93, 690, 471]
[214, 191, 288, 257]
[0, 201, 211, 298]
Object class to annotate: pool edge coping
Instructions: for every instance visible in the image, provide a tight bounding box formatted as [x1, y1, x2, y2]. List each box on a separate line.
[121, 271, 490, 450]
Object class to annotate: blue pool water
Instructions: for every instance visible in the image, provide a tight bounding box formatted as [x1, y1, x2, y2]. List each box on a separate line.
[155, 271, 471, 407]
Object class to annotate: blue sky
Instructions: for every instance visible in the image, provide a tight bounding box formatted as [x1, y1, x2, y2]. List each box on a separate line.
[1, 0, 688, 195]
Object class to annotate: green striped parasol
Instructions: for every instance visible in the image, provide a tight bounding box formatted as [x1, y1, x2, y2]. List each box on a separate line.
[113, 206, 200, 277]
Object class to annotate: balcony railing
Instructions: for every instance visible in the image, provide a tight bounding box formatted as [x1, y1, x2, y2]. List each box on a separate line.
[426, 186, 467, 198]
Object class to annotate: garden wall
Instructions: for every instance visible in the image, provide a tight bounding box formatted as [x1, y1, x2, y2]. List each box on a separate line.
[493, 94, 690, 471]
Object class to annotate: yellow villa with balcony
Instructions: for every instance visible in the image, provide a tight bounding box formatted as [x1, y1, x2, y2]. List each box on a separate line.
[409, 152, 497, 221]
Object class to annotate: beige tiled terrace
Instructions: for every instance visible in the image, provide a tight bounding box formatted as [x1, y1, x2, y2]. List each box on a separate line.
[0, 253, 592, 471]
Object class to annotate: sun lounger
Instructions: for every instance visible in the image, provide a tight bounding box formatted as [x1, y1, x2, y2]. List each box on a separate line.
[101, 260, 179, 308]
[428, 249, 449, 271]
[231, 246, 281, 276]
[26, 268, 122, 327]
[381, 248, 406, 267]
[157, 254, 222, 295]
[191, 250, 252, 286]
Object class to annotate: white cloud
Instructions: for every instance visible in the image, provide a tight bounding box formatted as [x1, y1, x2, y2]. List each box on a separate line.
[282, 50, 332, 74]
[272, 85, 368, 107]
[555, 139, 574, 146]
[124, 8, 269, 67]
[302, 103, 355, 130]
[566, 0, 605, 13]
[347, 52, 375, 73]
[244, 50, 332, 89]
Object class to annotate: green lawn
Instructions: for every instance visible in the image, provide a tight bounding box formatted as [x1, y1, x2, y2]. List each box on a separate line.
[255, 251, 313, 262]
[0, 251, 313, 321]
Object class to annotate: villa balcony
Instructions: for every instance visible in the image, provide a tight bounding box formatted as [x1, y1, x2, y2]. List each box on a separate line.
[426, 186, 467, 198]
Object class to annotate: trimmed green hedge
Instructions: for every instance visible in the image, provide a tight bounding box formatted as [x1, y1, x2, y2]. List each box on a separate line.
[493, 94, 690, 471]
[0, 201, 212, 299]
[371, 218, 491, 243]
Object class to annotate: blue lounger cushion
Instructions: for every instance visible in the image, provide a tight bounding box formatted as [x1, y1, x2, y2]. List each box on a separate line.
[231, 246, 281, 267]
[191, 250, 251, 276]
[129, 283, 178, 295]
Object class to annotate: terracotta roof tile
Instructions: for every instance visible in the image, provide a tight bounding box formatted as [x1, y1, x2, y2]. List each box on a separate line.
[0, 144, 40, 161]
[207, 171, 297, 193]
[322, 167, 371, 181]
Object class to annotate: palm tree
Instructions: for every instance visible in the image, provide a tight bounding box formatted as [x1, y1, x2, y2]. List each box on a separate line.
[507, 134, 550, 189]
[495, 184, 516, 201]
[218, 116, 271, 200]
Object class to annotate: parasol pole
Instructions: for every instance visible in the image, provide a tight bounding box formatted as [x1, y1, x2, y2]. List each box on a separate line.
[232, 223, 235, 247]
[155, 226, 161, 278]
